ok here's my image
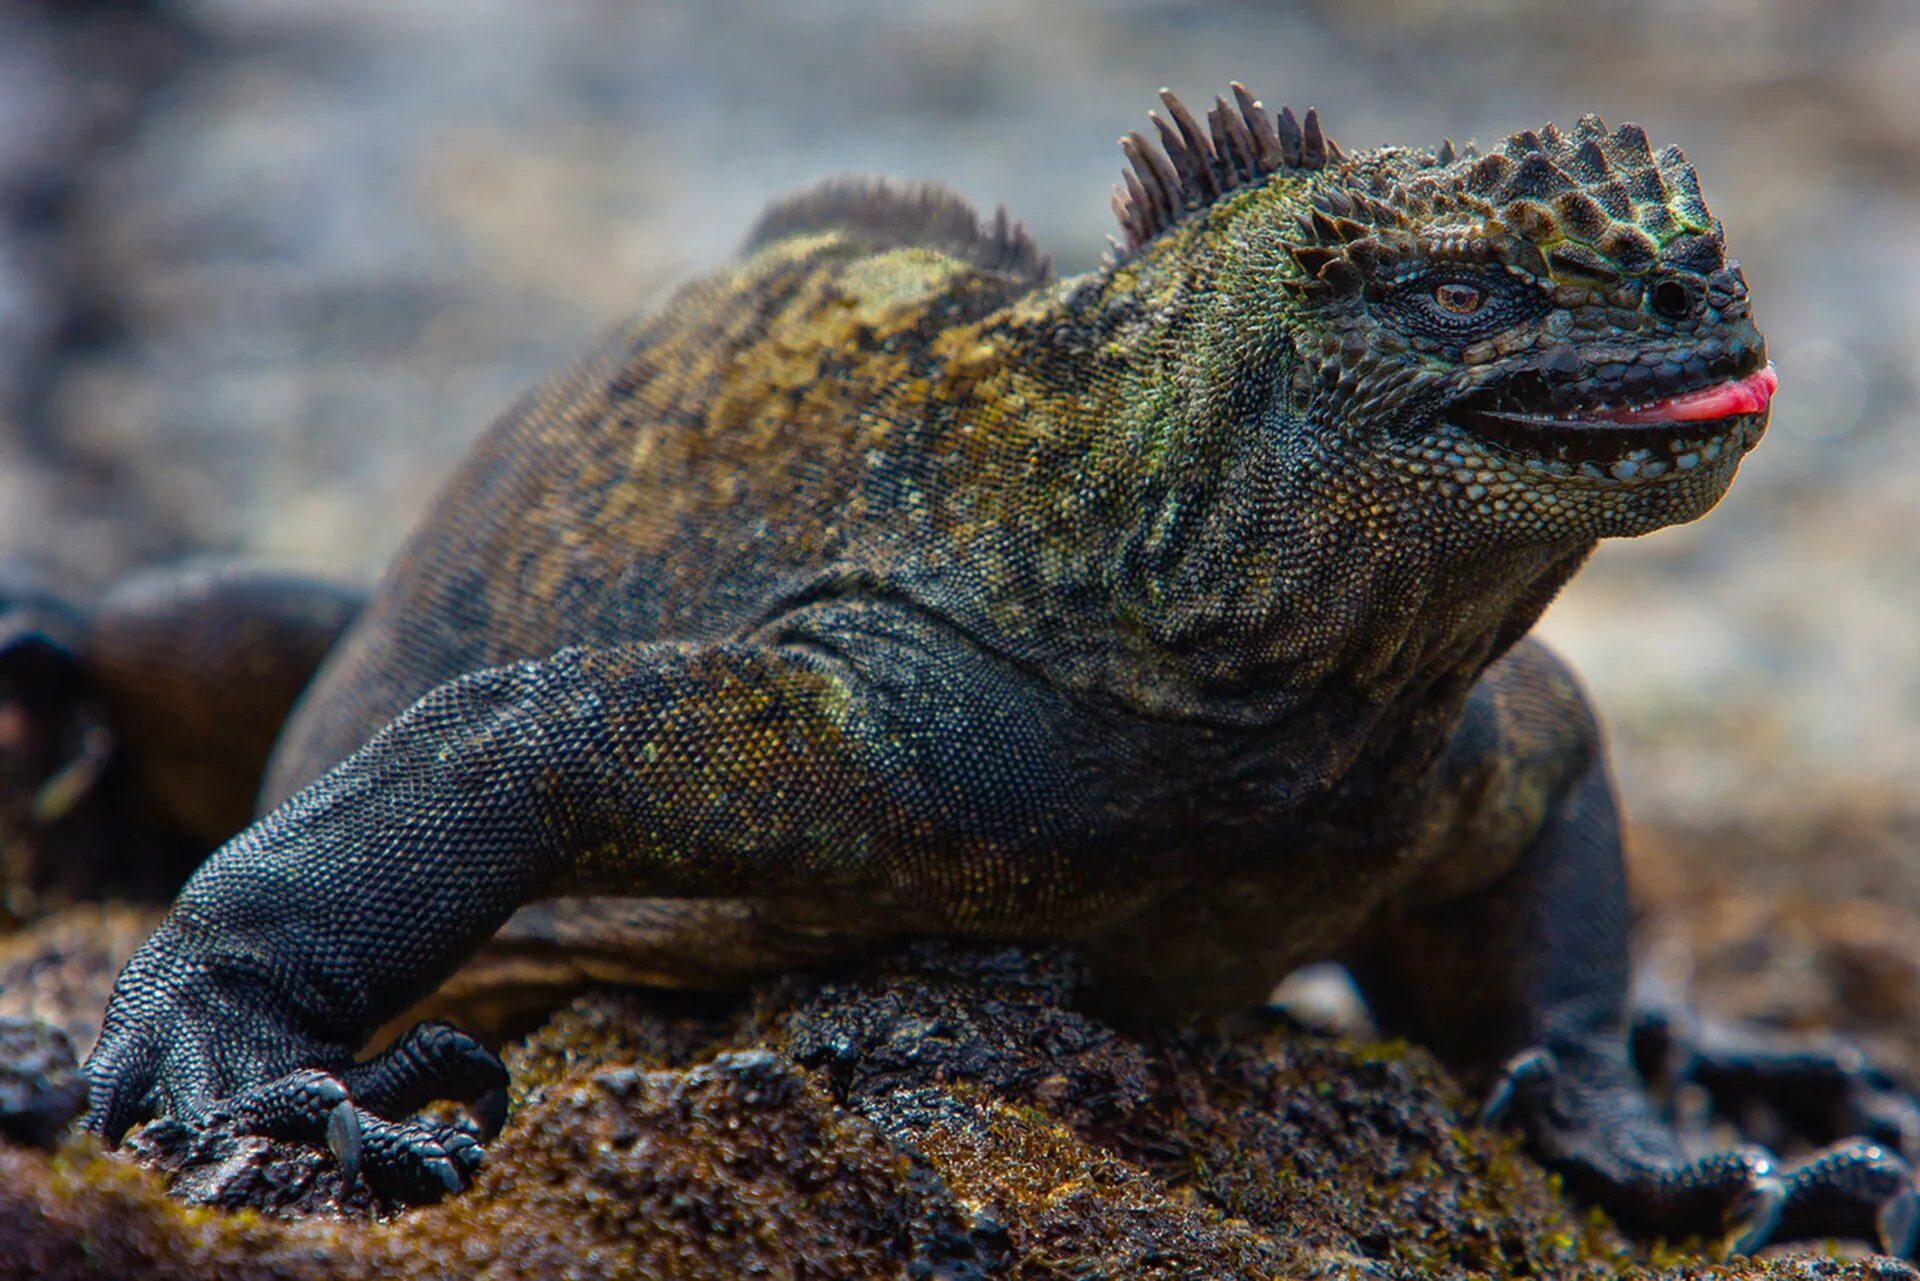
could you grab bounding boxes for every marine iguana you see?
[4,83,1913,1254]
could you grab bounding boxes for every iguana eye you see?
[1433,282,1484,315]
[1384,271,1545,347]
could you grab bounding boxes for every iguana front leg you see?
[1349,640,1919,1256]
[80,610,1074,1198]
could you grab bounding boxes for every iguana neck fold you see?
[950,199,1599,745]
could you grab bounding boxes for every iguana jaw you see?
[1447,361,1775,481]
[1575,363,1776,425]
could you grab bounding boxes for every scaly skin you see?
[5,85,1914,1252]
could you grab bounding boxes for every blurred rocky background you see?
[0,0,1916,1067]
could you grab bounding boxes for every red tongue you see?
[1595,362,1778,425]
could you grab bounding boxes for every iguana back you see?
[265,183,1053,806]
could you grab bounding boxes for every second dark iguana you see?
[9,84,1915,1254]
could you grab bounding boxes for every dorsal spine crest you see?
[1110,83,1343,258]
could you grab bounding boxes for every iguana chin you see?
[3,82,1912,1254]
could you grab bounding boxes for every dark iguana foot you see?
[85,945,508,1207]
[1634,1002,1920,1157]
[210,1044,495,1206]
[343,1018,512,1141]
[1628,1003,1920,1254]
[1485,1043,1920,1257]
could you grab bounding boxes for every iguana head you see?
[1111,86,1772,542]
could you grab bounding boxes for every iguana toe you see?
[172,1040,499,1203]
[150,1061,486,1204]
[1880,1183,1920,1260]
[325,1092,363,1183]
[343,1019,510,1134]
[1483,1043,1786,1249]
[1722,1169,1788,1257]
[356,1112,481,1202]
[79,1029,163,1145]
[1478,1045,1556,1128]
[1770,1141,1918,1257]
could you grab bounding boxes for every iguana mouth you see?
[1453,362,1777,477]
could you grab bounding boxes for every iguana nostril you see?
[1652,278,1694,320]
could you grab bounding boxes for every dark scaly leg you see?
[76,607,1085,1199]
[1349,640,1918,1256]
[0,561,368,1154]
[1631,961,1920,1156]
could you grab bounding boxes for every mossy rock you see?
[0,938,1911,1279]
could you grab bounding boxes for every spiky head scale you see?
[1111,84,1344,254]
[1109,85,1768,544]
[1277,117,1727,307]
[1113,86,1727,303]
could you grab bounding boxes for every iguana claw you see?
[325,1098,363,1185]
[1881,1187,1920,1259]
[1479,1046,1556,1128]
[470,1086,510,1142]
[1723,1173,1786,1257]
